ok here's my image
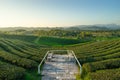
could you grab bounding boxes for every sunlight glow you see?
[0,0,120,27]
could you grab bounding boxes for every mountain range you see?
[63,24,120,30]
[0,24,120,31]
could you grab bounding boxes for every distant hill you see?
[95,24,120,30]
[64,26,109,31]
[63,24,120,31]
[0,24,120,31]
[0,27,51,31]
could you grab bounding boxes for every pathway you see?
[41,52,79,80]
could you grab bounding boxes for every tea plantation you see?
[0,34,120,80]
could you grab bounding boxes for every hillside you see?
[0,33,120,80]
[66,39,120,80]
[0,36,48,80]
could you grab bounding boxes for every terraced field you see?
[66,39,120,80]
[0,33,120,80]
[0,36,48,80]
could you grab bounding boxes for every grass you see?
[25,70,41,80]
[76,74,81,80]
[34,36,81,46]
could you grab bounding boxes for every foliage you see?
[65,39,120,80]
[89,68,120,80]
[0,34,37,43]
[0,61,25,80]
[83,58,120,72]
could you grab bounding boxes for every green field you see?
[0,32,120,80]
[35,36,81,46]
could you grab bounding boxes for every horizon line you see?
[0,23,119,28]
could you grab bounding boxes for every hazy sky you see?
[0,0,120,27]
